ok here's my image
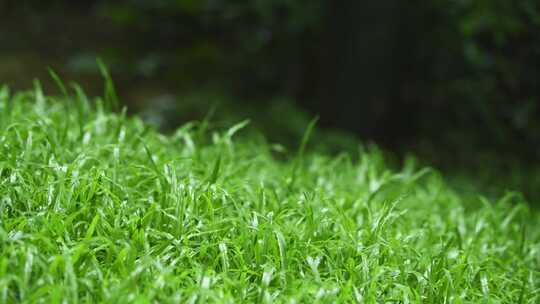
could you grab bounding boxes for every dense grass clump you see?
[0,83,539,303]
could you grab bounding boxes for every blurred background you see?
[1,0,539,202]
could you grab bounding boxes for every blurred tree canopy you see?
[63,0,538,158]
[405,0,540,156]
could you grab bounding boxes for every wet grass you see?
[0,83,539,303]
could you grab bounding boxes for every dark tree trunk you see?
[299,0,412,145]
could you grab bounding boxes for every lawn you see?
[0,81,539,303]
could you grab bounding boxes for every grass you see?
[0,82,539,303]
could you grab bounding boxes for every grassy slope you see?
[0,84,539,303]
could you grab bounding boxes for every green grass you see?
[0,82,539,303]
